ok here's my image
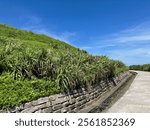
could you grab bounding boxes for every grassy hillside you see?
[0,24,128,109]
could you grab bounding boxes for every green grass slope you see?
[0,24,128,109]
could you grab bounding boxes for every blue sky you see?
[0,0,150,65]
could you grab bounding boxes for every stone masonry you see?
[4,71,132,113]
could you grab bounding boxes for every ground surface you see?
[106,71,150,113]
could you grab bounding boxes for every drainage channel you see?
[89,72,137,113]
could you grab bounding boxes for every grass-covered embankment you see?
[0,24,128,109]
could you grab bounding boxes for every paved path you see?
[106,71,150,113]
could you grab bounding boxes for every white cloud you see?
[113,35,150,43]
[80,21,150,65]
[109,22,150,44]
[87,21,150,49]
[81,21,150,49]
[109,48,150,58]
[107,47,150,65]
[80,44,115,50]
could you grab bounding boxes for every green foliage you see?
[0,73,61,109]
[0,24,128,109]
[112,60,128,75]
[129,64,150,71]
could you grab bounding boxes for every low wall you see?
[5,71,132,113]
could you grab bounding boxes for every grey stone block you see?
[69,104,75,110]
[24,102,32,109]
[61,108,69,113]
[49,95,56,101]
[69,99,76,104]
[94,94,99,98]
[74,108,79,112]
[90,93,94,96]
[90,95,94,100]
[81,95,86,100]
[79,104,85,109]
[57,93,66,98]
[53,104,63,111]
[21,106,39,113]
[38,103,47,109]
[32,100,38,106]
[53,109,61,113]
[63,102,70,107]
[75,102,81,107]
[35,109,42,113]
[73,93,79,98]
[37,97,49,105]
[42,107,52,113]
[51,98,69,105]
[76,96,82,101]
[68,110,75,113]
[21,103,47,113]
[80,99,87,105]
[45,101,51,107]
[86,98,90,102]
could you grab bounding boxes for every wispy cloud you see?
[80,44,115,50]
[81,21,150,65]
[109,22,150,43]
[82,21,150,50]
[114,35,150,43]
[107,47,150,65]
[20,16,77,45]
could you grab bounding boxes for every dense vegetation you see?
[129,64,150,71]
[0,24,128,109]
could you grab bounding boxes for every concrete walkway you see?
[106,71,150,113]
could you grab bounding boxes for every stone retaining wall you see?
[6,71,131,113]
